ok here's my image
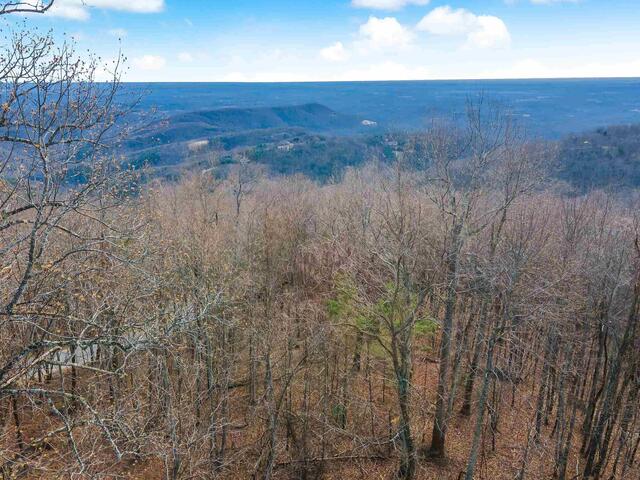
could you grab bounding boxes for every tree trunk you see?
[429,221,462,457]
[464,327,497,480]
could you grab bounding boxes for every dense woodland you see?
[128,118,640,191]
[557,125,640,191]
[1,10,640,480]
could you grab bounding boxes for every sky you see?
[6,0,640,82]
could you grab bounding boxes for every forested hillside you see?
[1,8,639,480]
[557,125,640,191]
[122,107,640,192]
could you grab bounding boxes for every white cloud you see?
[320,42,350,62]
[108,28,128,38]
[467,16,510,49]
[178,52,194,63]
[323,18,412,64]
[48,0,164,20]
[417,6,476,35]
[417,6,510,48]
[133,54,166,71]
[352,0,430,10]
[48,1,89,20]
[359,16,414,50]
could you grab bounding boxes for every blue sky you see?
[8,0,640,81]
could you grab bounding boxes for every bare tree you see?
[0,27,139,476]
[0,24,635,477]
[229,154,261,219]
[0,0,54,15]
[416,99,533,458]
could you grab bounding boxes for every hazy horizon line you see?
[118,76,640,85]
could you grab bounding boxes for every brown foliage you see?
[0,27,638,480]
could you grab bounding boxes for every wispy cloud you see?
[48,0,164,21]
[133,54,166,71]
[530,0,580,4]
[504,0,580,4]
[108,28,128,38]
[352,0,430,10]
[178,52,194,63]
[336,61,430,81]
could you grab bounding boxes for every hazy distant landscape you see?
[3,2,640,480]
[132,80,640,137]
[123,80,640,189]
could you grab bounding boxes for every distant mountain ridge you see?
[121,103,379,175]
[171,103,366,133]
[117,95,640,191]
[125,103,373,151]
[129,79,640,138]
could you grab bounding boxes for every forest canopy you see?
[0,5,639,480]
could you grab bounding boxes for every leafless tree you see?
[0,0,54,15]
[413,98,542,459]
[0,26,141,476]
[0,23,636,478]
